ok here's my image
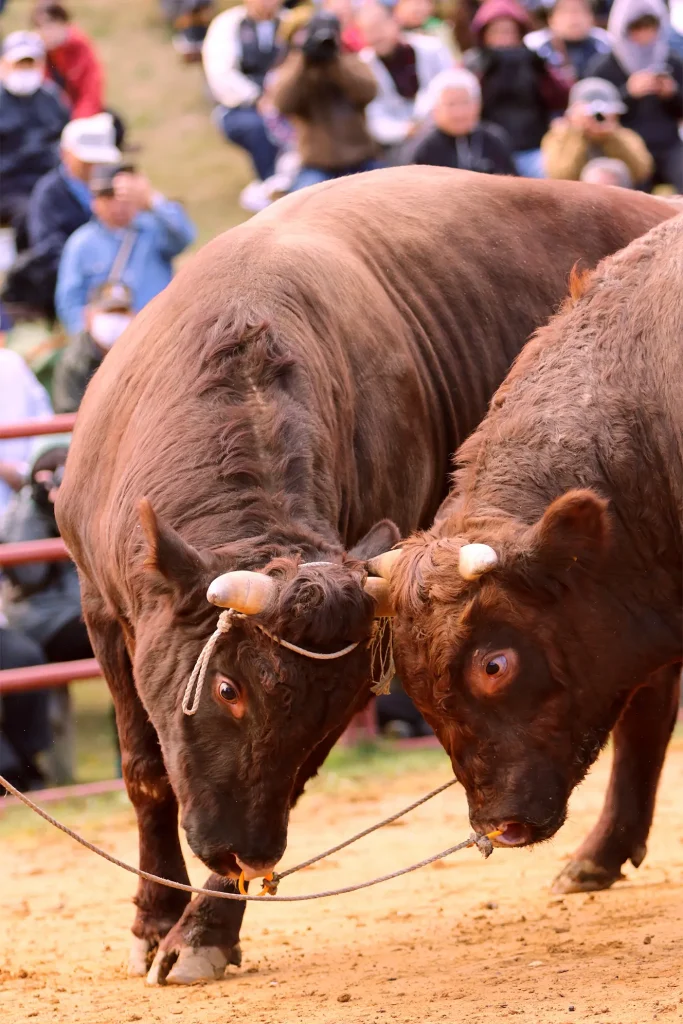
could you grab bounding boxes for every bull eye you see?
[219,681,239,703]
[485,655,507,676]
[213,674,246,719]
[467,648,519,696]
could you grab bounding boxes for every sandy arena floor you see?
[1,744,682,1024]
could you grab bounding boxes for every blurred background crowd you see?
[0,0,680,791]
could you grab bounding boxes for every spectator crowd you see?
[0,0,681,787]
[200,0,682,207]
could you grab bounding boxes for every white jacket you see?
[359,34,454,147]
[203,5,267,109]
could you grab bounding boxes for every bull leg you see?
[146,875,246,985]
[552,664,680,895]
[81,609,192,974]
[147,687,373,985]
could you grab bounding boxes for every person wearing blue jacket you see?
[56,164,196,336]
[0,31,69,250]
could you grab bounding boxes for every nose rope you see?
[369,616,395,696]
[183,610,395,715]
[0,770,503,903]
[182,610,236,715]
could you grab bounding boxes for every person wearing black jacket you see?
[0,626,51,792]
[0,31,68,250]
[464,0,570,177]
[412,66,517,173]
[585,0,683,191]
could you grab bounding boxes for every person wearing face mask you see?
[464,0,570,177]
[55,164,196,337]
[0,31,69,252]
[52,283,134,413]
[585,0,683,192]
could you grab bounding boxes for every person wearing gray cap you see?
[0,31,69,251]
[541,76,654,183]
[56,163,195,336]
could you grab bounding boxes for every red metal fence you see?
[0,414,99,695]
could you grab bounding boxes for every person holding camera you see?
[272,13,380,190]
[411,67,517,173]
[541,76,653,183]
[585,0,683,192]
[56,164,195,337]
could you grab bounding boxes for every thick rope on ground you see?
[0,773,497,902]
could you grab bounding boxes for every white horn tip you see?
[459,543,498,581]
[206,579,225,604]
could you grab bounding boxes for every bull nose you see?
[235,856,280,880]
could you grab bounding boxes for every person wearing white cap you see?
[0,31,69,250]
[3,113,121,322]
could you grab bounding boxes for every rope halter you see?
[182,600,395,715]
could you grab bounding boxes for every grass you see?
[2,0,250,249]
[72,680,119,782]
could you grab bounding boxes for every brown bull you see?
[56,167,675,985]
[377,211,683,896]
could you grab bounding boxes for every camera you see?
[585,102,610,123]
[301,14,341,63]
[31,457,67,511]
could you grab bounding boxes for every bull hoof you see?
[551,858,625,895]
[146,944,230,986]
[128,936,156,977]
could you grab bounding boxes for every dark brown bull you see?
[377,212,683,897]
[56,168,676,984]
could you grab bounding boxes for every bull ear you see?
[527,489,610,567]
[349,519,401,561]
[139,498,209,592]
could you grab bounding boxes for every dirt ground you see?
[1,744,682,1024]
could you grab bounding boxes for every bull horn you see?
[207,571,277,614]
[367,548,403,581]
[459,543,498,581]
[364,576,395,618]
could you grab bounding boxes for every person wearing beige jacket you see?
[541,76,654,184]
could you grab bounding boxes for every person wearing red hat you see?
[464,0,569,176]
